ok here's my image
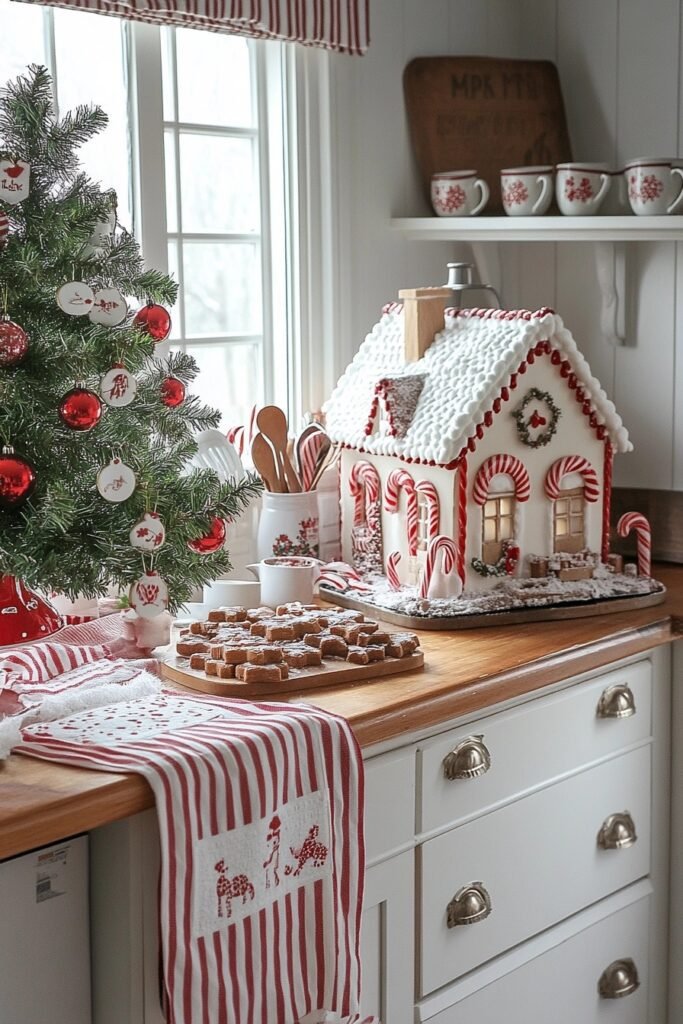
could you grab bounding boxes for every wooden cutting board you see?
[403,56,573,213]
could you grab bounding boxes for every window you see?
[553,487,585,553]
[417,491,430,552]
[482,494,515,563]
[0,3,290,430]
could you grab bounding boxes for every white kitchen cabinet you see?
[90,648,671,1024]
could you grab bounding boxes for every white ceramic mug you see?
[624,158,683,215]
[556,162,611,215]
[500,166,553,216]
[431,171,489,217]
[247,556,323,609]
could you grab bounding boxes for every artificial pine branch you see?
[0,66,262,610]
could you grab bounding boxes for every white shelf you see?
[391,215,683,242]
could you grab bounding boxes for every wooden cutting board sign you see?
[403,57,573,213]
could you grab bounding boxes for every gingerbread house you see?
[324,289,633,598]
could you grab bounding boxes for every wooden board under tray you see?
[161,645,424,698]
[319,586,667,631]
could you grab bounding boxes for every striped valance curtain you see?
[15,0,371,54]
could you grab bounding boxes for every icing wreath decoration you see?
[512,387,562,448]
[471,538,520,578]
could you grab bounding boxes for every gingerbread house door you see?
[552,486,586,553]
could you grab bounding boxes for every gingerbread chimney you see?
[398,286,451,362]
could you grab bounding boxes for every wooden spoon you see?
[251,432,281,492]
[257,406,302,493]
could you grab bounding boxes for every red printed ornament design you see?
[187,516,226,555]
[129,570,169,620]
[129,511,166,551]
[0,159,30,205]
[100,365,137,408]
[133,303,172,342]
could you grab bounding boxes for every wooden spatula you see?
[256,406,302,493]
[251,432,281,492]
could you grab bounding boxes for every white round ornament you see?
[130,570,169,620]
[96,457,136,503]
[57,281,95,317]
[90,288,128,327]
[100,365,137,407]
[0,159,30,205]
[129,512,166,552]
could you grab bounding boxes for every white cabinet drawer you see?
[421,888,650,1024]
[419,744,651,995]
[419,659,651,834]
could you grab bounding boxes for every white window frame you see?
[130,23,291,418]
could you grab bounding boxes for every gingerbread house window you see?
[417,492,430,551]
[482,494,515,563]
[553,487,585,553]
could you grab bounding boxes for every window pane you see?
[500,516,513,538]
[186,342,262,429]
[175,30,253,128]
[164,130,178,233]
[499,497,513,515]
[183,242,262,337]
[570,516,583,533]
[484,518,496,542]
[161,28,176,121]
[556,519,568,536]
[179,133,259,234]
[54,9,132,230]
[0,0,46,80]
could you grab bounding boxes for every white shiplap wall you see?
[330,0,683,491]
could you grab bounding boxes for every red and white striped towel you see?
[18,690,376,1024]
[1,613,158,689]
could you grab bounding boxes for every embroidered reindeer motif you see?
[284,824,328,877]
[263,815,282,889]
[214,859,254,918]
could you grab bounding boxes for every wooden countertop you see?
[2,564,683,861]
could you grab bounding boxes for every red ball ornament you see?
[0,314,29,368]
[133,302,172,343]
[0,446,36,508]
[160,376,186,408]
[188,517,227,555]
[58,386,103,431]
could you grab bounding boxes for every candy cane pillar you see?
[456,459,468,587]
[617,512,652,577]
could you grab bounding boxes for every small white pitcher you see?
[247,556,323,609]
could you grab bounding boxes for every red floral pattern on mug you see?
[564,175,594,202]
[435,183,466,213]
[629,172,664,203]
[502,179,529,206]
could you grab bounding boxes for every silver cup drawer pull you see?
[597,811,637,850]
[598,958,640,998]
[597,684,636,719]
[446,882,492,928]
[442,735,491,780]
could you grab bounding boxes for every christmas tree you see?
[0,65,261,620]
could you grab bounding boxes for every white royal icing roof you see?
[323,307,632,464]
